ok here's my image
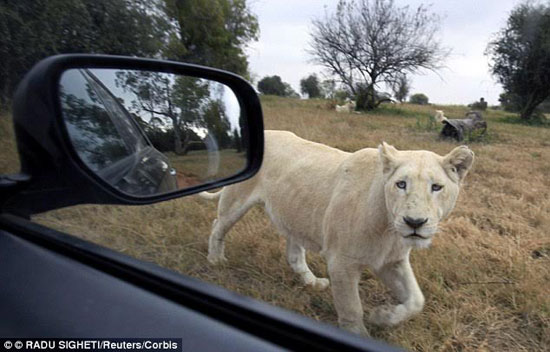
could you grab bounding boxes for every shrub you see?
[409,93,429,105]
[258,75,294,96]
[469,97,488,111]
[300,74,322,98]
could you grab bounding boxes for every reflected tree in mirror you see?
[115,71,209,155]
[60,77,133,171]
[60,69,177,196]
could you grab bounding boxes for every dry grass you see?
[0,111,20,174]
[2,99,549,351]
[166,149,247,184]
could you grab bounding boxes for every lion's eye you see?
[432,184,443,192]
[396,181,407,189]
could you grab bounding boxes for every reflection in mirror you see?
[59,68,247,197]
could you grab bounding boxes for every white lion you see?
[434,110,449,123]
[335,100,356,113]
[199,130,474,335]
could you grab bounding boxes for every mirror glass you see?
[58,68,247,197]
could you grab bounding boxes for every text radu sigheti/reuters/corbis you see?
[1,339,181,351]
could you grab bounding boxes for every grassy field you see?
[1,99,549,351]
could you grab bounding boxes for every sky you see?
[246,0,523,105]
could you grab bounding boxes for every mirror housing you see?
[4,55,263,216]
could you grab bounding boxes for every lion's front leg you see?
[328,260,368,336]
[369,258,425,326]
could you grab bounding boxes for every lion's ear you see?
[378,142,399,174]
[443,146,474,182]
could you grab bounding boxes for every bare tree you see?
[308,0,448,110]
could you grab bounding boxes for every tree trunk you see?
[356,84,377,111]
[520,92,547,121]
[171,117,186,155]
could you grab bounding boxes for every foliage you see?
[116,71,234,154]
[409,93,429,105]
[334,89,352,102]
[257,75,297,97]
[308,0,447,111]
[300,74,323,98]
[163,0,259,78]
[498,92,522,112]
[61,92,131,169]
[469,97,488,111]
[0,0,170,107]
[391,75,411,103]
[486,2,550,121]
[257,76,284,96]
[498,114,550,127]
[284,83,300,98]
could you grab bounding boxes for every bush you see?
[257,76,286,96]
[257,75,298,97]
[469,97,488,111]
[409,93,429,105]
[300,74,322,98]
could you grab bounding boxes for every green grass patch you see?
[498,114,550,128]
[362,104,426,119]
[413,114,440,132]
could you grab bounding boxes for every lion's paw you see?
[368,305,403,326]
[310,278,330,291]
[340,321,370,336]
[207,253,228,265]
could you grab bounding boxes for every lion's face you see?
[378,143,474,248]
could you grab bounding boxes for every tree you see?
[391,74,410,103]
[203,100,233,149]
[284,83,300,98]
[164,0,259,78]
[499,92,521,112]
[257,75,295,96]
[486,2,550,121]
[308,0,447,110]
[409,93,429,105]
[300,74,323,98]
[116,71,211,155]
[0,0,170,107]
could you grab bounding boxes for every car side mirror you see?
[59,68,251,197]
[4,55,263,215]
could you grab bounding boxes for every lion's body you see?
[201,130,473,335]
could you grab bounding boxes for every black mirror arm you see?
[0,173,32,216]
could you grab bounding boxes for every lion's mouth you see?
[406,233,428,240]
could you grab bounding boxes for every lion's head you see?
[378,142,474,248]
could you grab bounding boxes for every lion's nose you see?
[403,217,428,229]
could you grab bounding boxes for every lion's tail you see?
[198,190,223,201]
